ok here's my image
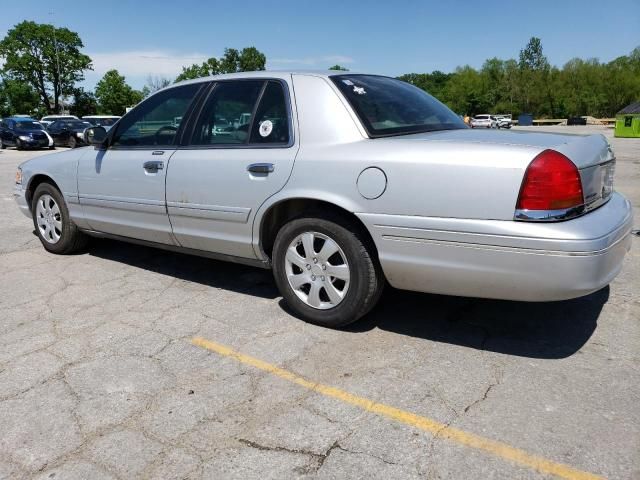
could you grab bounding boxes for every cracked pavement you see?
[0,125,638,479]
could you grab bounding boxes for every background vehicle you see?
[14,71,633,328]
[40,115,79,128]
[46,119,92,148]
[0,117,54,150]
[470,114,496,128]
[494,114,513,129]
[82,116,121,132]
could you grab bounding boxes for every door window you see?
[249,81,290,145]
[191,81,264,145]
[111,84,200,147]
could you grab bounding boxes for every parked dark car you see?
[0,117,54,150]
[46,120,92,148]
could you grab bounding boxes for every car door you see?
[166,78,298,258]
[47,121,66,146]
[77,83,202,244]
[3,120,17,146]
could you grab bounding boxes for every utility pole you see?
[49,11,63,114]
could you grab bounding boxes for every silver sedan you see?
[14,71,633,327]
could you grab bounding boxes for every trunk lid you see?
[386,128,616,215]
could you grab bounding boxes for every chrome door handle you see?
[143,160,164,171]
[152,150,164,155]
[247,163,274,174]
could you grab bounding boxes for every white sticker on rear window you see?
[353,86,366,95]
[342,79,354,86]
[259,120,273,137]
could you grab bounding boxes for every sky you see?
[1,0,639,90]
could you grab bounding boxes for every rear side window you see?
[112,83,200,147]
[249,81,290,145]
[191,81,264,145]
[331,74,465,137]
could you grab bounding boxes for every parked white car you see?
[470,114,496,128]
[494,115,513,129]
[40,115,79,128]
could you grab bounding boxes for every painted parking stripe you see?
[191,337,604,480]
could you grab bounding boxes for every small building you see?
[614,101,640,138]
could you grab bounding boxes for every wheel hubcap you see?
[284,231,350,310]
[36,194,62,244]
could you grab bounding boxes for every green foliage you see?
[400,37,640,118]
[328,64,349,71]
[175,47,266,82]
[0,21,92,114]
[95,70,143,115]
[69,88,97,117]
[0,78,43,117]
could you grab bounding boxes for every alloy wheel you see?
[35,194,62,244]
[284,231,350,309]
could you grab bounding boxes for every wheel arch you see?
[256,196,379,263]
[25,174,62,210]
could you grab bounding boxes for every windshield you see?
[61,121,89,129]
[331,75,465,137]
[43,116,76,121]
[15,121,43,130]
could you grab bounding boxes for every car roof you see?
[83,115,121,118]
[171,69,367,88]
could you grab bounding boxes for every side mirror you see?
[84,126,107,147]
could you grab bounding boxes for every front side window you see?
[112,84,200,147]
[331,74,466,137]
[191,81,263,145]
[249,81,290,145]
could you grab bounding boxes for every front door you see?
[166,78,298,258]
[77,83,202,244]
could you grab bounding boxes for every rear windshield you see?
[330,74,465,137]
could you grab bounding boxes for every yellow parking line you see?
[191,337,604,480]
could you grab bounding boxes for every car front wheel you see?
[68,136,77,148]
[32,183,88,254]
[272,215,384,328]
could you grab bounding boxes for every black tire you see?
[272,215,384,328]
[0,138,5,149]
[16,139,23,150]
[68,136,77,148]
[32,182,88,254]
[49,145,55,150]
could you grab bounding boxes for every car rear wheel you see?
[16,139,23,150]
[0,138,4,149]
[32,183,88,254]
[272,215,384,328]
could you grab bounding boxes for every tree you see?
[328,64,349,71]
[95,70,143,115]
[0,21,92,113]
[69,88,97,117]
[175,46,266,82]
[0,78,43,117]
[145,75,172,94]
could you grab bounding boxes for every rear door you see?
[77,83,202,244]
[166,78,298,258]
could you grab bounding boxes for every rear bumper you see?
[357,192,633,302]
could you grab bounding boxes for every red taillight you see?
[516,150,584,211]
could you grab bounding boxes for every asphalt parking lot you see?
[0,125,638,480]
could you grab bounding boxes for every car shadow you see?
[343,286,607,359]
[88,238,279,300]
[88,238,606,359]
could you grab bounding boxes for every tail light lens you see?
[516,150,584,215]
